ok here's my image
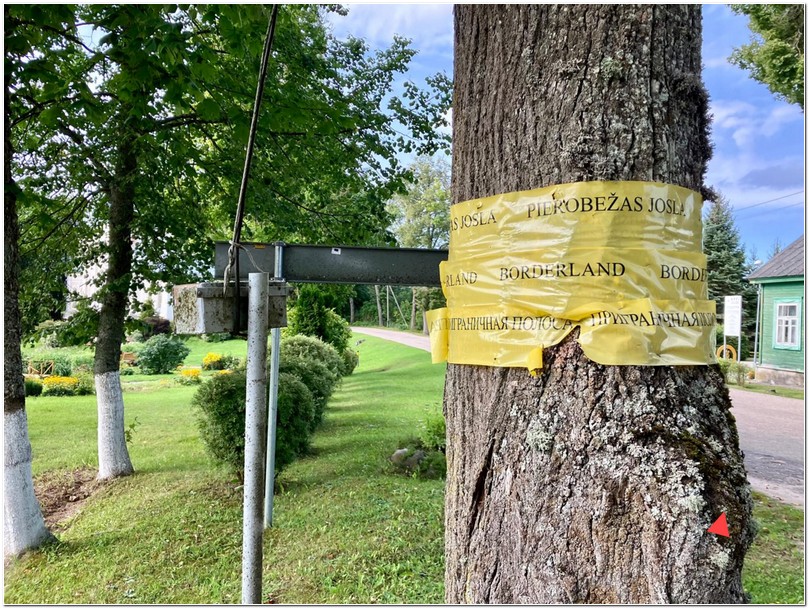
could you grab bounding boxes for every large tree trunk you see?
[94,132,136,480]
[4,78,56,555]
[445,6,754,603]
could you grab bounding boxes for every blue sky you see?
[327,3,805,263]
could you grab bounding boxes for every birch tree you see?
[4,6,60,552]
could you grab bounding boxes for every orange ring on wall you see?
[716,345,737,360]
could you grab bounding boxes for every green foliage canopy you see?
[702,193,758,332]
[386,155,451,249]
[6,4,452,337]
[730,4,804,108]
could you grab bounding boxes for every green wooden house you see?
[748,234,804,387]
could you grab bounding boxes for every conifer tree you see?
[703,193,758,337]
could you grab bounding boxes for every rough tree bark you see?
[445,5,754,603]
[4,77,56,556]
[94,129,136,480]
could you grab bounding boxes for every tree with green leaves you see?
[386,155,451,330]
[386,155,451,250]
[8,4,450,482]
[731,4,804,108]
[4,4,63,557]
[703,193,758,344]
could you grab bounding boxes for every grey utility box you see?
[173,281,288,335]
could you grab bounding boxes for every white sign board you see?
[724,295,742,338]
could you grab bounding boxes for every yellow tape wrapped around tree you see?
[427,180,717,371]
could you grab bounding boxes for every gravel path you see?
[351,326,804,506]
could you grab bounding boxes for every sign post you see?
[723,295,742,362]
[241,273,270,604]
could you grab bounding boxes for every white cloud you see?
[760,104,804,137]
[327,4,454,56]
[710,99,804,149]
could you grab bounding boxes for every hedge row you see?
[192,334,358,479]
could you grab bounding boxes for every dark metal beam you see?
[214,241,448,287]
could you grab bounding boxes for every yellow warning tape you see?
[428,181,717,372]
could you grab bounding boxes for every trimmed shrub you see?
[74,373,95,396]
[126,330,146,343]
[138,334,190,374]
[192,370,315,478]
[279,355,338,431]
[285,285,351,353]
[275,372,316,467]
[322,309,351,354]
[42,376,80,396]
[24,378,43,397]
[193,372,246,475]
[280,335,343,377]
[339,348,359,376]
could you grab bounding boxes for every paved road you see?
[729,388,804,506]
[351,327,805,506]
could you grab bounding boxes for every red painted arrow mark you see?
[707,513,730,537]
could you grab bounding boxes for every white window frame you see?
[773,298,802,351]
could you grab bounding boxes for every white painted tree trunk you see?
[96,371,134,480]
[4,409,55,556]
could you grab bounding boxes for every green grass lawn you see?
[729,382,804,401]
[6,336,804,603]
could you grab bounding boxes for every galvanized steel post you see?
[264,243,284,528]
[241,273,269,604]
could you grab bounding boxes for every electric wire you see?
[224,5,280,299]
[734,190,804,214]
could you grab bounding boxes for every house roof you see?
[748,234,804,280]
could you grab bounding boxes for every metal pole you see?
[264,243,284,528]
[389,285,408,328]
[753,285,761,366]
[241,273,270,605]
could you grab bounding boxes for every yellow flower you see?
[202,352,224,370]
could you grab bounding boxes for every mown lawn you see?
[5,336,804,603]
[6,336,445,604]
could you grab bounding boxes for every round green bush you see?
[275,372,316,468]
[322,309,351,354]
[24,378,43,397]
[192,371,315,479]
[192,372,246,474]
[339,348,359,376]
[137,334,190,374]
[280,334,343,377]
[278,355,338,431]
